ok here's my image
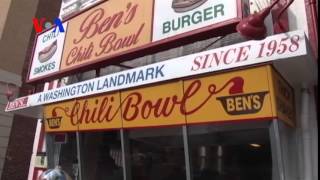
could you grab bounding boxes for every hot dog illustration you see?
[172,0,208,13]
[38,40,57,63]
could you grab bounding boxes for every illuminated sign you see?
[43,65,295,132]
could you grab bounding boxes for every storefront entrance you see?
[47,120,285,180]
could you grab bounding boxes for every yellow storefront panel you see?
[60,0,153,71]
[44,100,79,132]
[44,65,296,133]
[77,92,122,131]
[44,92,122,132]
[185,66,276,124]
[267,67,296,126]
[121,81,186,128]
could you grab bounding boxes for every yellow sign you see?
[185,66,274,124]
[60,0,153,70]
[44,65,295,132]
[121,81,186,128]
[44,92,122,132]
[269,68,296,126]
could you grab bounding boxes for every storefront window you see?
[46,133,78,179]
[81,131,123,180]
[126,127,187,180]
[47,123,278,180]
[188,123,272,180]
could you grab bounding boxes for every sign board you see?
[43,65,294,132]
[6,30,306,112]
[29,23,68,80]
[59,0,105,20]
[34,152,47,169]
[19,30,306,108]
[269,68,296,126]
[60,0,154,72]
[27,0,242,82]
[6,96,29,111]
[153,0,238,41]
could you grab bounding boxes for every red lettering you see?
[49,77,244,127]
[96,23,144,56]
[73,2,139,44]
[122,92,141,121]
[236,45,251,62]
[191,56,202,71]
[125,3,138,24]
[223,48,236,64]
[65,42,94,66]
[208,51,224,68]
[74,8,104,44]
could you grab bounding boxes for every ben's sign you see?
[43,65,295,132]
[217,91,269,115]
[27,0,242,82]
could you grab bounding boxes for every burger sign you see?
[29,22,68,80]
[153,0,238,41]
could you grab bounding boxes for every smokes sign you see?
[29,22,68,80]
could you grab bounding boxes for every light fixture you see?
[250,143,262,148]
[237,0,294,40]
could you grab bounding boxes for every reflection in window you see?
[47,133,77,179]
[127,127,187,180]
[188,124,272,180]
[81,131,123,180]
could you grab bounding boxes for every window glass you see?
[127,127,187,180]
[81,131,123,180]
[188,123,272,180]
[46,133,77,179]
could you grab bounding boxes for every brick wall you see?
[1,115,37,180]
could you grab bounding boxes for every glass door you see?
[187,121,272,180]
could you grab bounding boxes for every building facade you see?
[1,0,318,180]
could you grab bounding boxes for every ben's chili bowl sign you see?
[43,66,276,132]
[29,23,68,80]
[153,0,238,41]
[8,30,305,112]
[60,0,153,71]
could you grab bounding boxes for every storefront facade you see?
[42,65,297,180]
[4,0,318,180]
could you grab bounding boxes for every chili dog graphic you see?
[38,40,57,63]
